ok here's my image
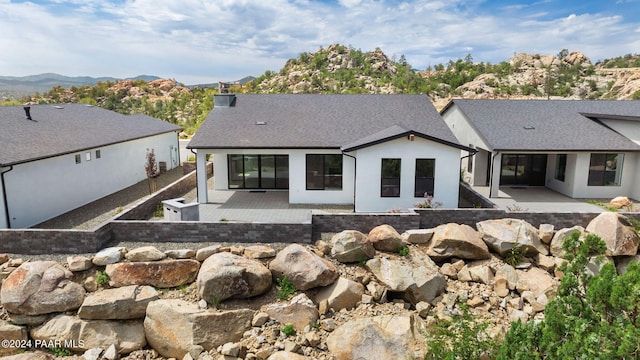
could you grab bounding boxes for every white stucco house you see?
[0,104,182,228]
[441,99,640,200]
[187,94,474,212]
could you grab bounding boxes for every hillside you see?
[6,45,640,133]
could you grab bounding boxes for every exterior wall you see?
[207,149,355,205]
[598,119,640,200]
[3,132,179,228]
[570,152,637,199]
[349,137,461,212]
[545,153,578,197]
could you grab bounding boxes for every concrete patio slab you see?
[472,186,606,212]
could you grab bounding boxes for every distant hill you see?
[0,73,160,99]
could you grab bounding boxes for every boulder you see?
[477,218,548,256]
[267,351,308,360]
[330,230,375,263]
[368,224,405,252]
[0,353,55,360]
[428,223,491,260]
[1,261,85,315]
[327,315,422,360]
[30,314,146,354]
[67,256,93,272]
[550,226,585,258]
[0,320,28,356]
[263,293,319,331]
[609,196,632,209]
[586,212,640,256]
[105,259,199,288]
[92,247,126,266]
[195,245,223,261]
[314,276,365,311]
[516,267,558,298]
[401,228,435,244]
[538,224,555,244]
[196,252,272,304]
[144,299,253,359]
[616,255,640,275]
[124,246,166,262]
[164,249,196,259]
[366,257,446,305]
[244,245,276,259]
[269,244,338,290]
[78,285,158,320]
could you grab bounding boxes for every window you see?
[415,159,435,197]
[96,150,101,159]
[75,154,81,164]
[381,158,401,197]
[588,153,623,186]
[555,154,567,182]
[306,154,343,190]
[85,152,91,161]
[227,154,289,189]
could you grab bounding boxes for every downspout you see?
[1,165,14,228]
[342,152,357,212]
[489,151,500,198]
[459,150,477,182]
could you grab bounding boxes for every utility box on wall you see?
[161,198,199,221]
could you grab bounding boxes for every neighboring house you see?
[187,94,474,212]
[0,104,182,228]
[441,99,640,200]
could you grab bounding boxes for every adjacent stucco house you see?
[187,94,474,212]
[441,99,640,200]
[0,104,182,228]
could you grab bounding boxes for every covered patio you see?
[472,186,606,212]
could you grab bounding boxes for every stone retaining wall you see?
[0,223,112,254]
[311,211,420,239]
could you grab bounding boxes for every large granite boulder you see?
[477,218,548,256]
[30,314,146,354]
[124,246,166,262]
[269,244,338,290]
[368,224,406,252]
[550,226,585,258]
[1,261,85,315]
[330,230,375,263]
[314,276,365,312]
[0,320,28,356]
[78,285,158,320]
[262,293,319,331]
[586,212,639,256]
[196,252,272,304]
[428,223,491,260]
[105,259,199,288]
[144,299,253,359]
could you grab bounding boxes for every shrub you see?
[281,324,296,337]
[276,277,296,300]
[415,193,442,208]
[96,271,110,286]
[397,246,410,257]
[497,233,640,359]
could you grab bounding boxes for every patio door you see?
[228,154,289,189]
[500,154,547,186]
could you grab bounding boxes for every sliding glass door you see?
[228,154,289,189]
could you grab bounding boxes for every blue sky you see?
[0,0,638,85]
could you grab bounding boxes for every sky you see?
[0,0,639,85]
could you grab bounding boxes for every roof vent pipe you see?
[23,106,32,120]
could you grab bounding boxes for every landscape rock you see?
[368,224,405,252]
[244,245,276,259]
[66,256,93,272]
[195,245,223,261]
[0,261,85,315]
[585,212,640,256]
[516,267,558,298]
[550,226,585,258]
[263,293,319,331]
[538,224,555,244]
[30,314,146,354]
[326,314,422,360]
[144,299,253,359]
[106,259,200,288]
[616,255,640,274]
[266,352,308,360]
[269,244,338,290]
[92,247,126,266]
[164,249,196,259]
[124,246,166,262]
[329,230,375,263]
[314,276,365,311]
[609,196,632,209]
[0,352,55,360]
[0,320,28,356]
[366,257,446,305]
[477,218,548,256]
[78,285,158,320]
[196,252,272,304]
[428,223,491,260]
[401,228,435,244]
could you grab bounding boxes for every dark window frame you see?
[381,158,401,197]
[414,158,435,197]
[75,154,81,164]
[227,154,289,189]
[555,154,567,182]
[588,153,623,186]
[306,154,343,190]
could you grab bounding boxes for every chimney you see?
[214,94,236,108]
[23,106,32,120]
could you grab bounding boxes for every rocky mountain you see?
[0,73,160,99]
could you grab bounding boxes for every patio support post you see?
[489,152,501,198]
[196,151,209,204]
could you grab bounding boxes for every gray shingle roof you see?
[188,94,468,151]
[0,104,182,166]
[445,99,640,152]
